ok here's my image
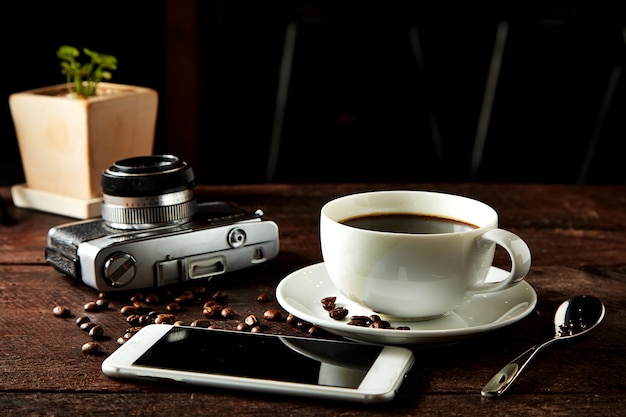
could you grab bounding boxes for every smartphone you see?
[102,325,414,403]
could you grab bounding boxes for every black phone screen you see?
[132,327,384,388]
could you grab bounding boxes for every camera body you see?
[46,202,279,292]
[45,155,279,292]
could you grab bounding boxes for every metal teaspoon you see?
[481,295,606,398]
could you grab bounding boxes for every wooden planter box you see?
[9,82,158,218]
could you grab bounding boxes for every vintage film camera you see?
[45,155,279,292]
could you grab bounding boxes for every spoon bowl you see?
[481,295,605,398]
[554,295,605,338]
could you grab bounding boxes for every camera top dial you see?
[101,155,197,229]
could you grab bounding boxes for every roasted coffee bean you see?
[166,302,180,312]
[129,293,144,303]
[95,298,110,309]
[138,315,154,326]
[117,336,129,345]
[236,322,249,331]
[132,301,149,312]
[295,320,311,332]
[307,325,319,335]
[203,300,218,308]
[286,313,298,325]
[212,290,228,302]
[263,309,284,321]
[175,291,195,303]
[80,321,96,331]
[348,315,372,326]
[125,326,143,335]
[220,307,235,318]
[81,341,103,355]
[366,314,391,329]
[190,319,211,328]
[89,325,104,339]
[52,305,71,318]
[329,307,349,320]
[202,305,223,318]
[250,325,262,333]
[286,314,314,333]
[347,316,373,326]
[98,292,107,299]
[84,301,99,312]
[173,320,185,326]
[75,316,91,326]
[321,296,337,311]
[154,314,176,324]
[369,314,382,322]
[256,293,269,302]
[370,320,391,329]
[126,314,141,326]
[144,293,159,304]
[244,314,259,327]
[120,305,139,316]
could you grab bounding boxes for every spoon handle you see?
[481,337,558,397]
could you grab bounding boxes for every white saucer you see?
[276,263,537,345]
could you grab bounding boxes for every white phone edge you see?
[101,325,415,404]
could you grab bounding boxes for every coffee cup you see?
[320,190,531,320]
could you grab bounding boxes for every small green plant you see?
[57,45,118,98]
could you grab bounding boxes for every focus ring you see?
[102,199,196,229]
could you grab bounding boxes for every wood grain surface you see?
[1,183,625,416]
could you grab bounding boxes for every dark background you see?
[2,1,625,186]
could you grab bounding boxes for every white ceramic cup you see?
[320,190,531,320]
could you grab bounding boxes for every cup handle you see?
[467,229,532,294]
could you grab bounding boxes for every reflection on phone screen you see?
[133,327,384,388]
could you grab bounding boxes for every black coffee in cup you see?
[340,213,478,234]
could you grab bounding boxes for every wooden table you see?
[1,183,625,416]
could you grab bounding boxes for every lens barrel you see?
[101,155,197,229]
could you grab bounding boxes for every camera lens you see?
[101,154,197,229]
